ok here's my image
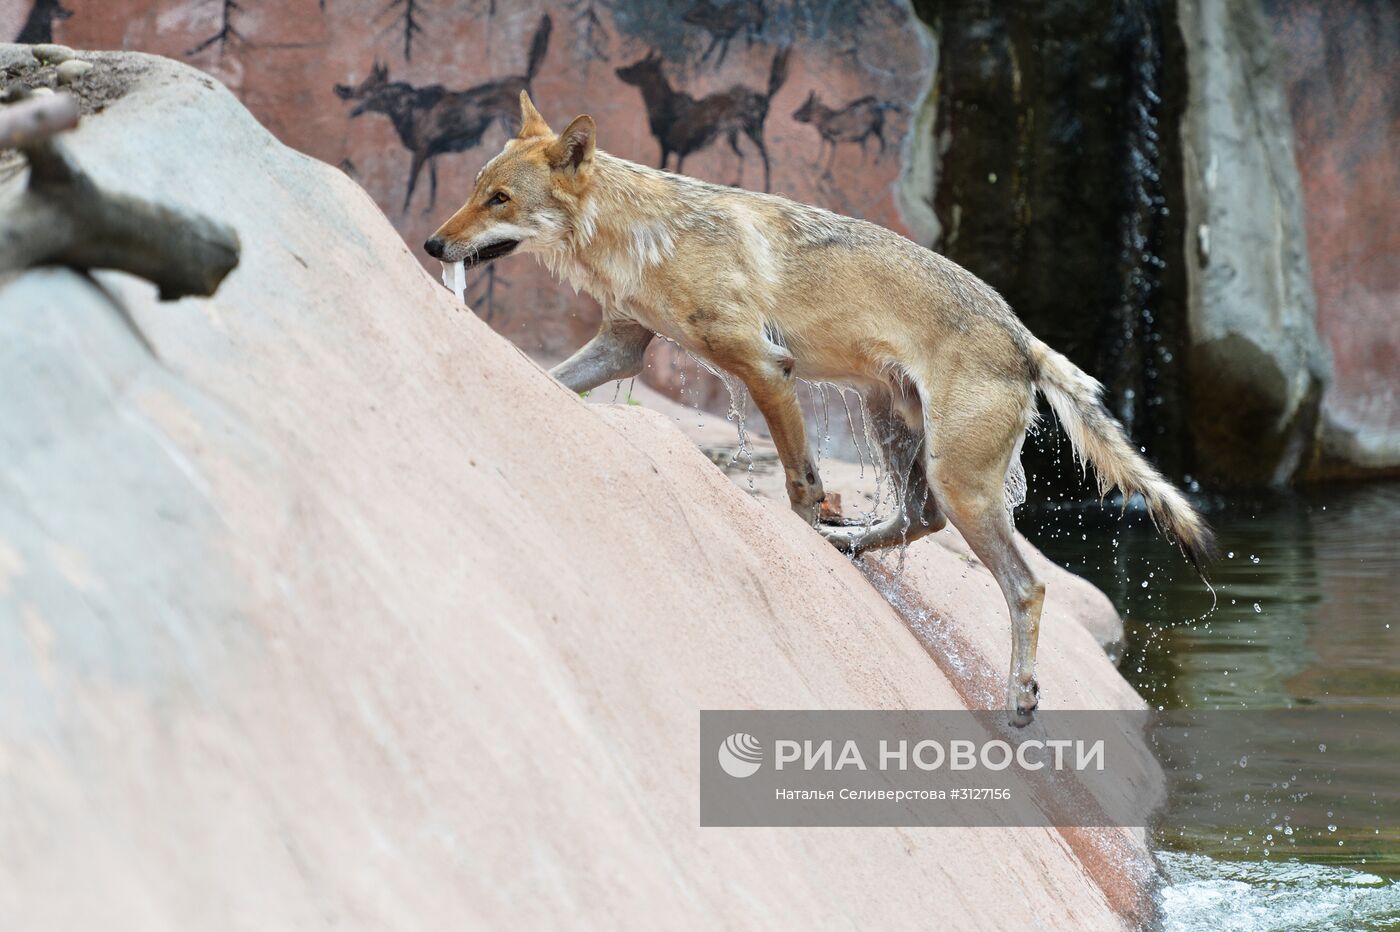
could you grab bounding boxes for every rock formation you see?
[0,48,1159,929]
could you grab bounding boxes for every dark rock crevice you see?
[909,0,1194,500]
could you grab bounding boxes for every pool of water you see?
[1022,481,1400,926]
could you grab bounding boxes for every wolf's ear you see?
[548,115,596,175]
[518,90,551,138]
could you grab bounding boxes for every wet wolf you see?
[424,93,1213,725]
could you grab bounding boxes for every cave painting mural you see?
[335,15,553,213]
[682,0,767,67]
[39,0,931,370]
[792,90,902,177]
[614,46,789,190]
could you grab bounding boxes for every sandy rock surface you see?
[0,47,1154,930]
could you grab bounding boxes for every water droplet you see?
[1253,603,1262,614]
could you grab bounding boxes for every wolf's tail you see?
[524,14,552,83]
[766,47,792,103]
[1031,338,1214,571]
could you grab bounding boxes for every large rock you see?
[1178,0,1332,485]
[0,49,1156,929]
[1266,0,1400,479]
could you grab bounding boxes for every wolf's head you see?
[425,91,595,267]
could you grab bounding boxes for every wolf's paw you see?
[786,471,824,526]
[1008,678,1040,728]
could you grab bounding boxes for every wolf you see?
[424,93,1213,725]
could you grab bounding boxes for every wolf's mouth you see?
[465,239,520,268]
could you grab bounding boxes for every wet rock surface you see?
[908,0,1352,489]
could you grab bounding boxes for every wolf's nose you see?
[424,237,446,259]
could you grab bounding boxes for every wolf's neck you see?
[547,153,683,305]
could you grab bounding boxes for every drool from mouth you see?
[466,239,520,268]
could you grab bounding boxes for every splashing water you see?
[1157,851,1400,932]
[689,355,756,490]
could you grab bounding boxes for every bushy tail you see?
[524,14,552,83]
[1032,340,1215,571]
[766,47,792,102]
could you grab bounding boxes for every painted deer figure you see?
[615,47,790,191]
[334,14,552,213]
[792,91,902,176]
[682,0,766,67]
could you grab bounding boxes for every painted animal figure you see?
[682,0,766,67]
[333,14,551,213]
[16,0,72,44]
[792,90,901,175]
[615,47,789,192]
[424,93,1214,725]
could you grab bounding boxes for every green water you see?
[1023,481,1400,928]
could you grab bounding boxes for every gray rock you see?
[31,42,74,64]
[0,46,36,69]
[1178,0,1331,484]
[55,59,93,85]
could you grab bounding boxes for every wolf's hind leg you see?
[549,318,654,394]
[924,392,1044,726]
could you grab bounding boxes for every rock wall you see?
[0,48,1158,930]
[8,0,1390,486]
[1178,0,1331,485]
[21,0,931,421]
[909,0,1395,486]
[1267,0,1400,478]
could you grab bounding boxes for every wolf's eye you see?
[486,191,510,207]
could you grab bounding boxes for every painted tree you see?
[187,0,244,56]
[377,0,426,62]
[565,0,613,64]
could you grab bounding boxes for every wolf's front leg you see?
[723,345,823,524]
[549,318,655,394]
[753,379,824,524]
